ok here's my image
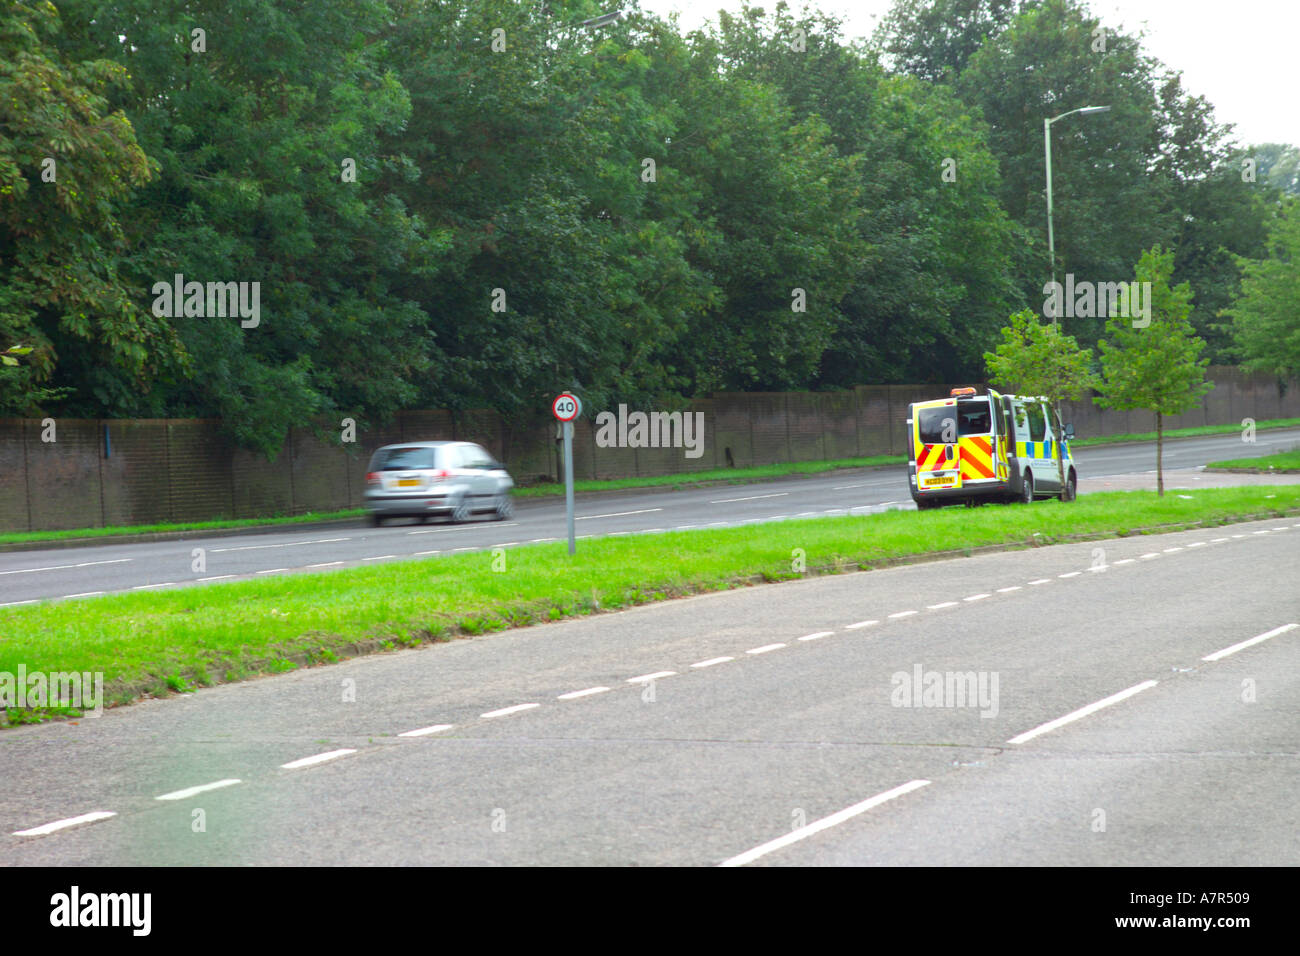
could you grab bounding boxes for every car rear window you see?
[917,400,992,443]
[371,447,439,471]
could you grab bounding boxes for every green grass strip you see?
[3,485,1297,723]
[1206,450,1300,472]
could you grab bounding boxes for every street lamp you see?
[1044,105,1110,317]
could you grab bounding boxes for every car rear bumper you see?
[364,491,456,514]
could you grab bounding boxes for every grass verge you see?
[1206,450,1300,473]
[3,485,1297,725]
[1071,417,1300,447]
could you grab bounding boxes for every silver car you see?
[364,441,514,526]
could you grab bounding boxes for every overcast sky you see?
[638,0,1298,149]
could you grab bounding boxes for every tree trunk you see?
[1054,404,1066,493]
[1156,412,1164,497]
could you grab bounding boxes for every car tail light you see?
[366,472,380,486]
[430,469,450,482]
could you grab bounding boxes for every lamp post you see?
[1044,105,1110,320]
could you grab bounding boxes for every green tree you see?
[984,308,1095,492]
[1095,247,1211,495]
[1223,199,1300,380]
[0,0,181,415]
[876,0,1022,84]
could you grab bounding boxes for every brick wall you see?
[1,366,1294,532]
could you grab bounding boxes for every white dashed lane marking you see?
[626,671,675,684]
[480,703,541,719]
[691,657,734,668]
[398,724,454,737]
[557,687,610,700]
[281,749,357,770]
[155,779,241,801]
[746,643,787,655]
[12,811,117,837]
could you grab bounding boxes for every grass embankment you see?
[3,486,1297,724]
[1206,450,1300,473]
[3,416,1297,547]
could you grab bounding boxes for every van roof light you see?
[950,387,977,397]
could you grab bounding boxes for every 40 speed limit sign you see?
[552,392,582,421]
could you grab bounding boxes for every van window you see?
[956,400,992,435]
[1026,402,1047,442]
[917,407,957,444]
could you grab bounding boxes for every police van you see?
[907,387,1077,508]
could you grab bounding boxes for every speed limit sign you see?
[552,393,581,421]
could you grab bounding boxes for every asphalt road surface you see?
[2,428,1297,605]
[1,515,1295,864]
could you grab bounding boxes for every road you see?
[2,428,1297,605]
[1,514,1295,864]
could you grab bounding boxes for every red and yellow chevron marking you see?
[916,442,950,473]
[958,436,995,480]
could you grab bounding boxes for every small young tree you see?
[984,309,1096,494]
[1095,247,1211,496]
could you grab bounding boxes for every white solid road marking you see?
[996,586,1022,593]
[255,568,289,575]
[963,593,992,601]
[1202,623,1298,662]
[747,643,787,654]
[480,703,541,719]
[845,620,879,629]
[709,493,789,504]
[132,582,176,589]
[0,558,131,577]
[557,687,611,700]
[412,551,441,557]
[691,657,734,668]
[888,610,918,618]
[196,575,235,582]
[0,599,38,608]
[626,671,676,683]
[927,602,958,610]
[576,509,663,520]
[408,523,519,535]
[363,555,397,561]
[1007,680,1159,745]
[398,724,454,737]
[63,591,106,598]
[281,749,357,769]
[155,779,241,801]
[12,811,117,837]
[797,631,834,642]
[212,538,348,553]
[1028,578,1051,585]
[306,562,344,568]
[718,780,932,867]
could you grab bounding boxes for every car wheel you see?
[493,494,514,520]
[369,513,383,527]
[1060,470,1077,502]
[1020,472,1034,504]
[450,497,471,523]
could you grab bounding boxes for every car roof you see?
[373,441,471,451]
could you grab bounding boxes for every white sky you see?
[639,0,1299,148]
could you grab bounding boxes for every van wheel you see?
[1020,472,1034,504]
[914,497,939,510]
[1060,470,1077,502]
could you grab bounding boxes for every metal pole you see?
[1044,116,1056,313]
[564,420,575,555]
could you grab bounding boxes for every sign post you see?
[552,393,581,554]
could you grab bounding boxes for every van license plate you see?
[924,476,955,486]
